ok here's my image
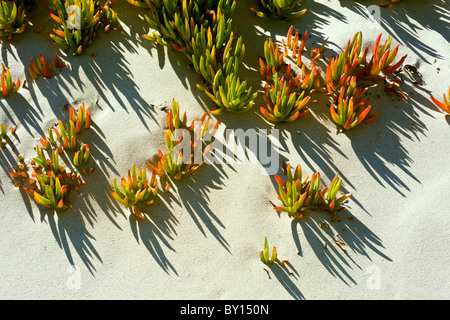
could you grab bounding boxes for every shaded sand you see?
[0,0,449,299]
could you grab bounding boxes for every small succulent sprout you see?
[166,99,193,132]
[321,174,352,214]
[110,165,159,218]
[69,103,91,133]
[260,237,277,265]
[251,0,307,20]
[73,144,90,167]
[330,93,372,131]
[1,63,21,98]
[33,145,51,171]
[54,119,78,151]
[263,38,285,71]
[260,73,310,123]
[40,136,51,150]
[259,57,277,83]
[365,34,408,78]
[201,70,257,114]
[32,172,68,210]
[431,86,450,114]
[28,54,56,80]
[282,27,309,66]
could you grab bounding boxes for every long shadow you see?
[129,195,180,275]
[291,209,391,286]
[173,160,232,252]
[337,0,448,63]
[264,262,305,300]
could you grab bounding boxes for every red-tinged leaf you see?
[383,54,408,74]
[431,96,449,113]
[274,174,286,188]
[362,112,378,124]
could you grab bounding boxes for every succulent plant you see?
[430,87,450,114]
[251,0,307,20]
[329,93,372,131]
[199,70,257,114]
[69,103,91,133]
[110,164,159,218]
[260,237,277,264]
[73,144,90,166]
[363,34,408,80]
[28,53,66,80]
[260,72,310,123]
[53,119,78,151]
[30,171,68,210]
[49,0,120,55]
[273,162,351,219]
[0,0,37,40]
[1,63,20,98]
[147,100,218,179]
[263,38,285,71]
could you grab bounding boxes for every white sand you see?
[0,0,449,299]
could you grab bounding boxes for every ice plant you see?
[49,0,120,55]
[430,87,450,114]
[260,237,277,265]
[251,0,307,20]
[320,174,352,214]
[31,172,68,210]
[0,123,6,148]
[260,73,310,123]
[329,94,372,131]
[273,162,351,219]
[263,38,285,71]
[1,63,20,98]
[201,70,258,114]
[134,0,256,114]
[147,100,218,179]
[53,119,78,151]
[73,144,90,166]
[69,103,91,133]
[364,34,408,79]
[28,53,66,80]
[110,165,159,219]
[0,0,37,40]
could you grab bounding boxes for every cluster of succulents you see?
[431,86,450,114]
[128,0,257,114]
[324,31,407,131]
[273,162,352,220]
[0,0,37,41]
[28,53,67,80]
[146,99,218,180]
[1,63,21,98]
[48,0,120,55]
[10,103,93,210]
[259,26,408,130]
[110,164,159,219]
[258,27,322,123]
[250,0,307,20]
[111,100,218,219]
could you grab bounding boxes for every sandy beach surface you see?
[0,0,449,300]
